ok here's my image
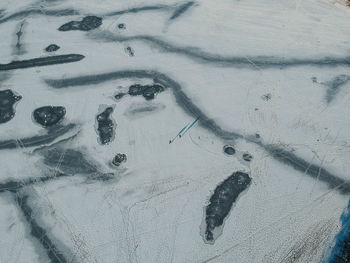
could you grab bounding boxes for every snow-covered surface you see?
[1,0,350,262]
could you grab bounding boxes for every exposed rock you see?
[45,44,60,52]
[0,89,22,123]
[33,106,66,127]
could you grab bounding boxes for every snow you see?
[0,0,350,262]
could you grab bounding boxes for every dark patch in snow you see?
[223,145,235,155]
[261,93,272,101]
[33,106,66,127]
[242,153,253,162]
[125,46,134,56]
[45,44,60,52]
[114,93,126,100]
[169,1,195,20]
[0,89,22,123]
[96,106,115,145]
[128,84,164,100]
[204,171,251,243]
[112,153,127,166]
[118,23,126,29]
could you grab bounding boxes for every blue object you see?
[325,199,350,263]
[170,123,189,143]
[181,116,200,137]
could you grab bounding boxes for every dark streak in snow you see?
[323,75,350,103]
[0,173,69,193]
[0,4,173,24]
[90,33,350,69]
[14,21,25,55]
[124,102,165,119]
[0,9,80,24]
[15,194,68,263]
[0,123,76,150]
[104,4,171,16]
[169,1,195,20]
[263,144,350,194]
[0,54,84,71]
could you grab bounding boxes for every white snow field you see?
[1,0,350,262]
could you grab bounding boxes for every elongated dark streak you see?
[263,144,350,194]
[169,1,195,20]
[15,193,68,263]
[45,70,350,194]
[0,54,84,71]
[0,4,173,24]
[105,4,171,16]
[0,173,69,193]
[15,22,24,50]
[324,75,350,103]
[0,124,76,150]
[91,33,350,69]
[0,9,80,24]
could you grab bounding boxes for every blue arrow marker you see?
[169,123,189,144]
[180,116,200,137]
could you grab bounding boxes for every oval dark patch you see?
[33,106,66,127]
[118,23,126,29]
[242,153,253,162]
[112,153,127,166]
[223,145,235,155]
[45,44,60,52]
[128,84,165,100]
